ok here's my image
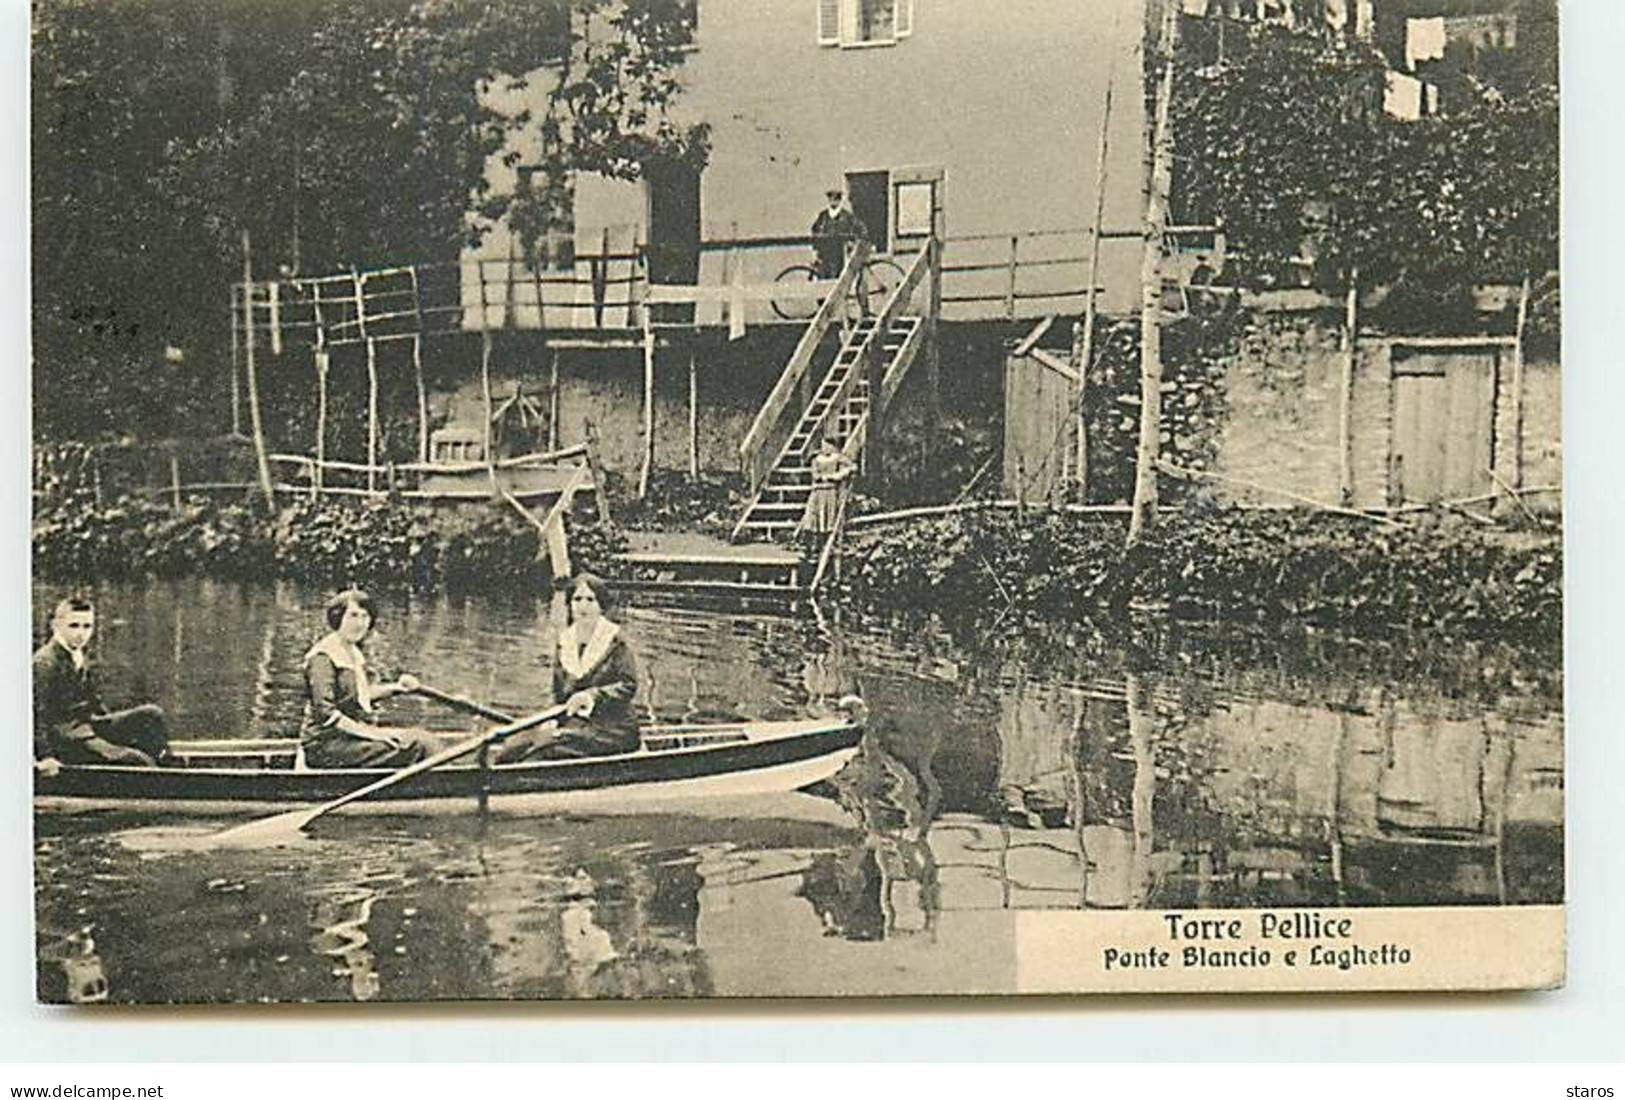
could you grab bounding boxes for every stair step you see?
[751,503,807,514]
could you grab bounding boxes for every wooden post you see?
[169,455,182,508]
[365,336,379,494]
[313,349,329,499]
[639,310,656,499]
[411,334,428,465]
[1006,235,1019,321]
[228,292,242,437]
[1126,671,1155,908]
[310,278,328,497]
[1128,0,1178,546]
[481,329,496,492]
[548,348,561,451]
[1072,321,1090,494]
[1339,269,1359,506]
[350,269,377,493]
[1510,273,1531,491]
[1079,17,1119,493]
[687,339,699,480]
[410,265,429,464]
[241,230,277,511]
[926,226,944,434]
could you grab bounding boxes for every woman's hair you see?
[324,588,377,630]
[567,573,617,619]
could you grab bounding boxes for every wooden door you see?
[1389,348,1498,504]
[1003,348,1073,504]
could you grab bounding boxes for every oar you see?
[206,703,566,849]
[410,683,516,724]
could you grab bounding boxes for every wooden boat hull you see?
[35,717,862,818]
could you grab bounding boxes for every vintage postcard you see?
[31,0,1561,1003]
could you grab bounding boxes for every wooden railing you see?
[232,225,1152,357]
[736,240,872,495]
[264,445,591,501]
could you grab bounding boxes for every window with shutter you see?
[818,0,913,47]
[817,0,840,44]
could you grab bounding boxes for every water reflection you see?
[32,580,1562,1002]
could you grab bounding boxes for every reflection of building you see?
[897,658,1562,911]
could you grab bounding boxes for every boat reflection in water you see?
[309,884,386,1001]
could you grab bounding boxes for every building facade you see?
[468,0,1150,326]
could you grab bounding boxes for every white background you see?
[0,0,1619,1064]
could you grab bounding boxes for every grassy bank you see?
[31,493,627,592]
[838,506,1561,649]
[34,491,1560,651]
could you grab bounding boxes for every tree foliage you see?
[32,0,703,441]
[1171,20,1559,296]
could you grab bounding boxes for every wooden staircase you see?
[733,315,922,542]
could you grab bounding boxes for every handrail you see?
[268,444,588,477]
[737,239,871,493]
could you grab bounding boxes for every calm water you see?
[33,579,1563,1002]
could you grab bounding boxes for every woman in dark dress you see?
[495,574,642,763]
[301,589,442,768]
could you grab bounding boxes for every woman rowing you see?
[495,573,642,763]
[301,589,441,768]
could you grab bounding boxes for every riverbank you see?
[32,491,1560,651]
[836,504,1561,649]
[30,493,627,592]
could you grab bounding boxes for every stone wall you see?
[1212,314,1560,512]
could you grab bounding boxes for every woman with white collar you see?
[301,589,441,769]
[495,573,643,763]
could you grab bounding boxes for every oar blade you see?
[206,807,320,849]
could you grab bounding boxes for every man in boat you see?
[32,597,170,773]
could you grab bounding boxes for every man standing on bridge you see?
[811,187,867,279]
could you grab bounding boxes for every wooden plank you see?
[646,281,834,304]
[1011,316,1055,358]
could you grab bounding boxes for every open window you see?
[818,0,914,47]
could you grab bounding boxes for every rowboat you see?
[34,708,865,818]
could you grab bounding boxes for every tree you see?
[31,0,705,442]
[1170,18,1558,301]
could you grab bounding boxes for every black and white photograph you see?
[30,0,1562,1004]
